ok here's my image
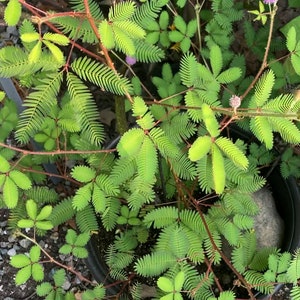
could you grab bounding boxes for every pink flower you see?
[263,0,277,4]
[229,95,241,109]
[125,56,136,66]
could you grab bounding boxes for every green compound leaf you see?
[36,205,53,221]
[28,40,42,64]
[250,116,273,149]
[4,0,22,26]
[98,20,115,49]
[188,135,212,161]
[202,103,220,138]
[286,26,297,52]
[15,265,32,285]
[117,128,145,157]
[10,254,31,268]
[20,32,40,43]
[157,276,173,292]
[9,170,32,190]
[71,166,96,183]
[3,176,18,208]
[65,229,77,244]
[36,220,53,230]
[108,1,136,21]
[132,96,148,116]
[32,263,44,282]
[30,245,41,263]
[253,70,275,107]
[53,269,67,286]
[215,137,248,170]
[174,271,185,291]
[18,219,35,228]
[43,33,69,46]
[211,143,225,194]
[43,40,65,64]
[210,44,223,77]
[174,15,187,33]
[26,199,37,220]
[0,154,10,172]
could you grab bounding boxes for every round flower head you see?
[229,95,241,109]
[125,56,136,66]
[263,0,277,4]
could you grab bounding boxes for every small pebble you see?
[7,248,16,257]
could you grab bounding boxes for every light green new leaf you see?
[28,40,42,64]
[36,220,53,230]
[113,25,136,56]
[174,15,187,33]
[132,96,148,116]
[202,103,220,138]
[18,219,35,228]
[15,265,32,285]
[9,170,32,190]
[36,205,53,221]
[4,0,22,26]
[211,144,225,194]
[174,271,185,291]
[291,53,300,75]
[157,276,174,292]
[32,263,44,282]
[99,20,115,49]
[26,199,37,220]
[71,166,96,183]
[3,176,18,208]
[188,135,212,161]
[114,20,145,39]
[43,40,65,64]
[10,254,31,268]
[215,137,248,170]
[286,26,297,52]
[0,154,10,172]
[117,128,145,157]
[21,32,40,43]
[30,245,41,263]
[43,33,69,46]
[210,45,223,77]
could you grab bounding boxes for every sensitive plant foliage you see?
[1,0,300,299]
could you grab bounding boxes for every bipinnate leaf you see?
[59,244,72,255]
[15,265,32,285]
[211,144,225,194]
[117,128,145,157]
[250,117,273,149]
[9,170,32,190]
[132,96,148,116]
[53,269,66,286]
[215,137,248,170]
[36,282,52,296]
[287,249,300,283]
[4,0,22,26]
[3,176,18,208]
[26,199,37,220]
[0,154,10,172]
[71,166,96,183]
[75,232,90,247]
[188,135,212,161]
[108,1,135,21]
[157,276,173,292]
[10,254,31,268]
[73,247,88,258]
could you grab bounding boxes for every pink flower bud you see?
[229,95,241,109]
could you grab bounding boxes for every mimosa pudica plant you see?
[1,0,300,299]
